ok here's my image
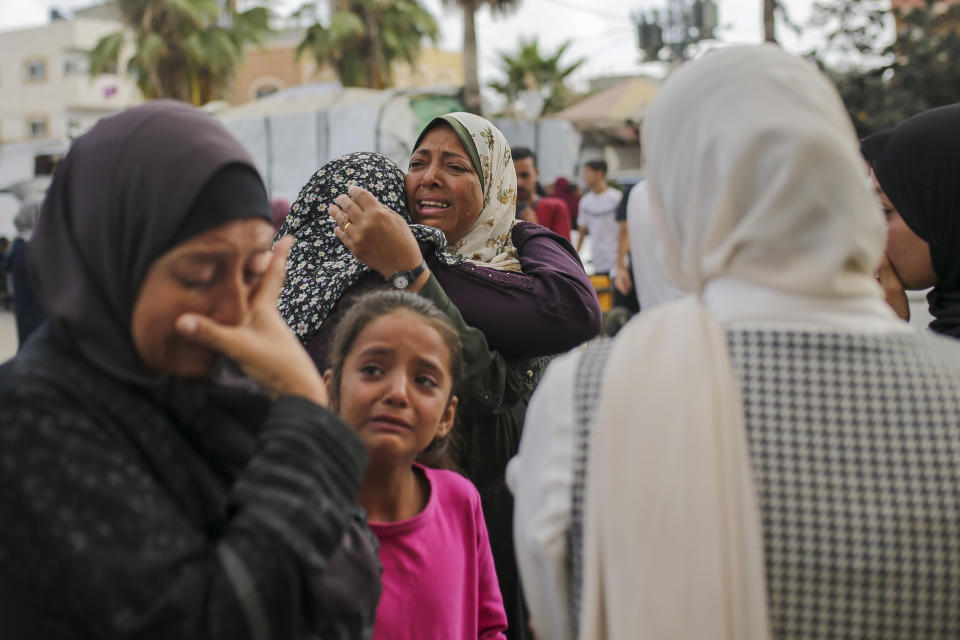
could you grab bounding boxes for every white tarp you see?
[493,118,582,186]
[217,85,583,203]
[217,84,463,203]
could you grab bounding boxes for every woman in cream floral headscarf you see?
[406,112,522,271]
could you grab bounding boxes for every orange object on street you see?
[589,273,613,312]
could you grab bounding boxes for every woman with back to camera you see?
[279,113,600,639]
[510,45,960,640]
[861,103,960,336]
[0,101,380,639]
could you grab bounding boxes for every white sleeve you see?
[506,350,580,640]
[627,181,685,309]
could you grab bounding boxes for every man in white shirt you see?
[574,160,621,275]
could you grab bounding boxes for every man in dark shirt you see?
[4,195,46,348]
[613,185,640,313]
[513,147,572,241]
[0,237,10,310]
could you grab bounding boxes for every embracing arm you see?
[327,187,599,357]
[418,273,554,489]
[432,222,601,358]
[0,386,370,640]
[418,273,510,415]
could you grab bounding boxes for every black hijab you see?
[862,103,960,336]
[30,101,273,471]
[31,100,270,383]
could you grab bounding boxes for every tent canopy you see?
[555,77,660,141]
[215,83,464,201]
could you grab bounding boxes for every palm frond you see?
[88,30,126,76]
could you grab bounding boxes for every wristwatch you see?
[387,260,428,289]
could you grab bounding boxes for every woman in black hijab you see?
[862,103,960,336]
[0,101,379,639]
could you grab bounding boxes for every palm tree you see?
[294,0,438,89]
[89,0,271,105]
[763,0,777,43]
[488,38,584,117]
[444,0,521,115]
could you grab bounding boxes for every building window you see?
[27,116,49,138]
[34,153,61,175]
[255,85,280,99]
[250,77,284,102]
[24,57,47,82]
[63,51,90,76]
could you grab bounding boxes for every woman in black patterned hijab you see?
[278,152,460,344]
[277,150,602,372]
[279,148,603,640]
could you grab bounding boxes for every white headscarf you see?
[645,46,885,298]
[416,112,522,272]
[578,45,885,640]
[625,180,684,309]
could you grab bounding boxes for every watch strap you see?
[388,260,427,289]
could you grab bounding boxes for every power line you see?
[482,25,634,62]
[575,25,637,42]
[575,31,638,57]
[541,0,632,22]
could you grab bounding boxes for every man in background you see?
[4,193,46,348]
[513,147,572,241]
[575,159,621,276]
[0,237,10,310]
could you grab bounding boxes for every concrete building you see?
[0,13,140,145]
[392,48,464,91]
[0,10,141,235]
[232,29,464,105]
[232,29,337,105]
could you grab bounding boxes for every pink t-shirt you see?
[368,465,508,640]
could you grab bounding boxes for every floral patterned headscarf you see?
[277,152,460,343]
[414,113,521,272]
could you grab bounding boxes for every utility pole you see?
[634,0,719,63]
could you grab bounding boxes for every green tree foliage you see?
[488,38,584,117]
[810,0,960,135]
[294,0,438,89]
[89,0,272,106]
[443,0,521,115]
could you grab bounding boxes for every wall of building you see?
[231,32,463,105]
[232,30,335,104]
[0,17,140,144]
[392,48,464,89]
[0,14,141,235]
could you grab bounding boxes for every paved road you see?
[0,311,16,362]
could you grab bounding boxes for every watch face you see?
[393,274,410,289]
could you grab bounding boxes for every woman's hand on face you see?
[329,185,424,279]
[174,236,329,406]
[877,252,910,322]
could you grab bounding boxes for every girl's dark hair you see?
[327,290,464,470]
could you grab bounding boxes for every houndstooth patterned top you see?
[571,328,960,639]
